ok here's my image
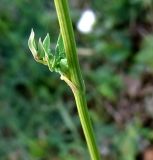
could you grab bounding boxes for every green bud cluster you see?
[28,29,69,76]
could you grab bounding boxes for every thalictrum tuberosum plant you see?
[28,0,100,159]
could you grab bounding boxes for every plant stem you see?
[54,0,100,159]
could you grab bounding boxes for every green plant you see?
[28,0,100,159]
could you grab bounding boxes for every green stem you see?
[54,0,100,159]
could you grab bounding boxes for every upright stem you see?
[54,0,100,159]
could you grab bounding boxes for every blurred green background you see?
[1,0,153,159]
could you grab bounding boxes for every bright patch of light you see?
[77,9,96,34]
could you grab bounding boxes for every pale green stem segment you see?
[54,0,101,159]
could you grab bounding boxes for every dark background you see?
[0,0,153,159]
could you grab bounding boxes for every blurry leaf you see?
[114,123,139,160]
[90,66,123,101]
[135,34,153,69]
[28,139,47,157]
[99,84,116,101]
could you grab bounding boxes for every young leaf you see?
[43,33,51,53]
[36,38,47,65]
[52,34,66,70]
[28,29,37,58]
[38,38,45,58]
[56,34,65,56]
[59,58,69,75]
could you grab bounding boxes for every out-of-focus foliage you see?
[0,0,153,159]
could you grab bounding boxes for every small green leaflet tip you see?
[28,29,37,58]
[43,33,51,53]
